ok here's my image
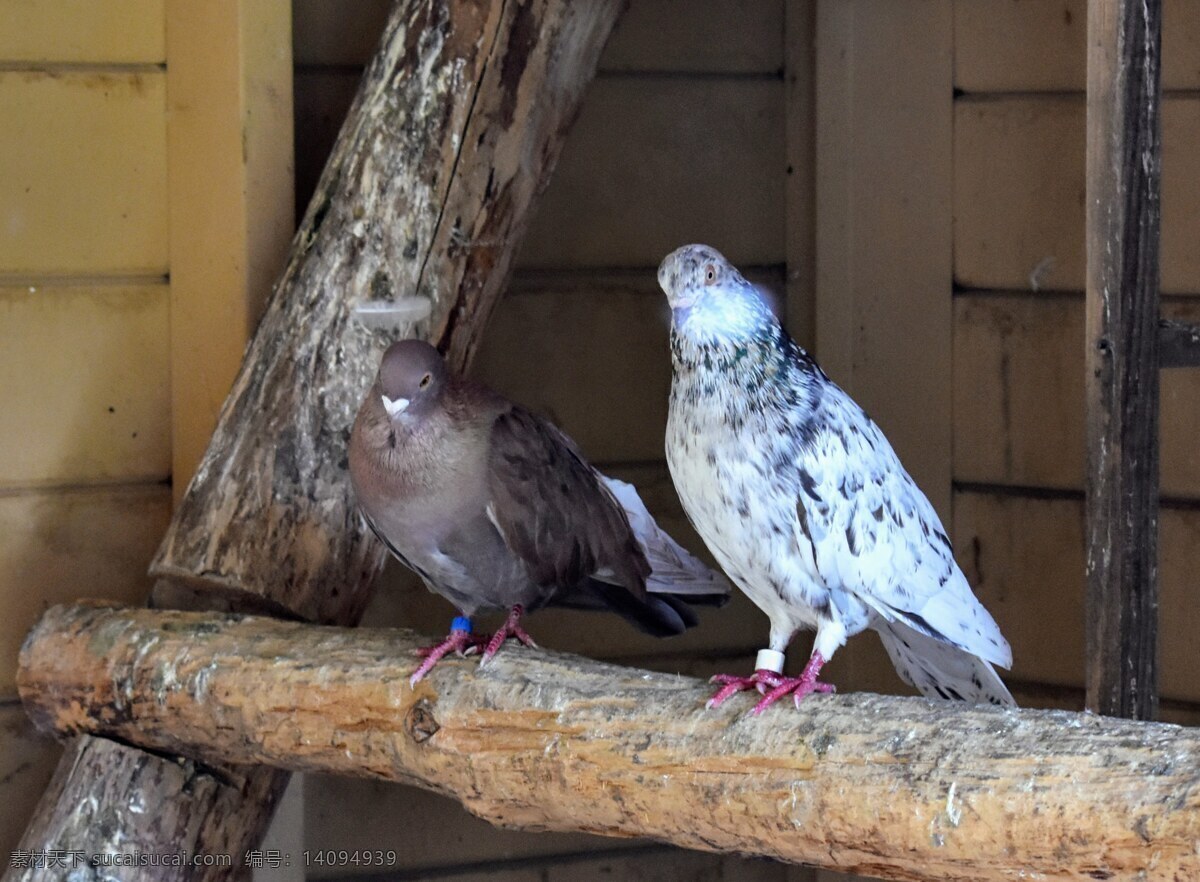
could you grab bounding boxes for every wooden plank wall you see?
[294,1,827,879]
[0,0,296,862]
[0,0,172,856]
[952,0,1200,712]
[0,0,1168,875]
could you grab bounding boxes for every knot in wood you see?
[405,699,440,743]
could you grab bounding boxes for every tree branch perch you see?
[19,604,1200,882]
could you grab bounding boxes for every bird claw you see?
[410,607,538,684]
[749,676,835,716]
[409,628,484,686]
[706,669,785,709]
[479,606,538,667]
[707,652,834,714]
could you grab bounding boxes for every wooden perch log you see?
[20,604,1200,882]
[8,2,624,879]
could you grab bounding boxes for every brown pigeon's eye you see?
[419,373,432,389]
[704,265,717,285]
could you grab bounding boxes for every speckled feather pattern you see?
[660,245,1013,705]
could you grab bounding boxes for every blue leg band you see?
[450,616,472,634]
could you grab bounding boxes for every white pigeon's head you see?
[377,338,448,422]
[657,244,770,341]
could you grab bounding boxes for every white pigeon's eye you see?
[419,373,432,389]
[704,264,717,285]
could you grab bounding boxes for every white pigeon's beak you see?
[381,395,410,417]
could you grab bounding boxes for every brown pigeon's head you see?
[377,339,448,421]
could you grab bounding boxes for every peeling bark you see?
[6,2,625,879]
[20,604,1200,882]
[14,736,286,877]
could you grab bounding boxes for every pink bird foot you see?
[749,652,835,715]
[706,668,787,709]
[410,618,486,686]
[479,604,538,667]
[706,651,835,713]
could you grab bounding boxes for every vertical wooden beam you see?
[783,1,816,351]
[1084,0,1162,720]
[166,0,296,503]
[814,0,954,519]
[163,2,302,859]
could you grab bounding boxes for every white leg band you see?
[755,649,786,674]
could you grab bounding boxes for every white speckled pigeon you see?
[349,339,729,685]
[658,244,1013,713]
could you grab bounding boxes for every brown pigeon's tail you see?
[598,475,732,604]
[588,580,698,637]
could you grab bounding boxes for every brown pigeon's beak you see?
[381,395,410,417]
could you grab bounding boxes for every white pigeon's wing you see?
[795,387,1012,669]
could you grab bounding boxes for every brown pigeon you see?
[349,339,729,685]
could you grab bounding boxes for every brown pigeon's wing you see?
[485,406,650,595]
[359,509,442,586]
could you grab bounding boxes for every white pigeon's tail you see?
[599,475,731,600]
[875,618,1015,707]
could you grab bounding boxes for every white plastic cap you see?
[353,297,432,330]
[755,648,786,674]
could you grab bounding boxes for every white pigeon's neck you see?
[672,284,772,347]
[668,287,827,418]
[669,284,784,374]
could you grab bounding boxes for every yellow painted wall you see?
[0,2,171,850]
[0,0,293,859]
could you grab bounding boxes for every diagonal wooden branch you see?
[151,0,626,625]
[6,2,626,879]
[20,603,1200,882]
